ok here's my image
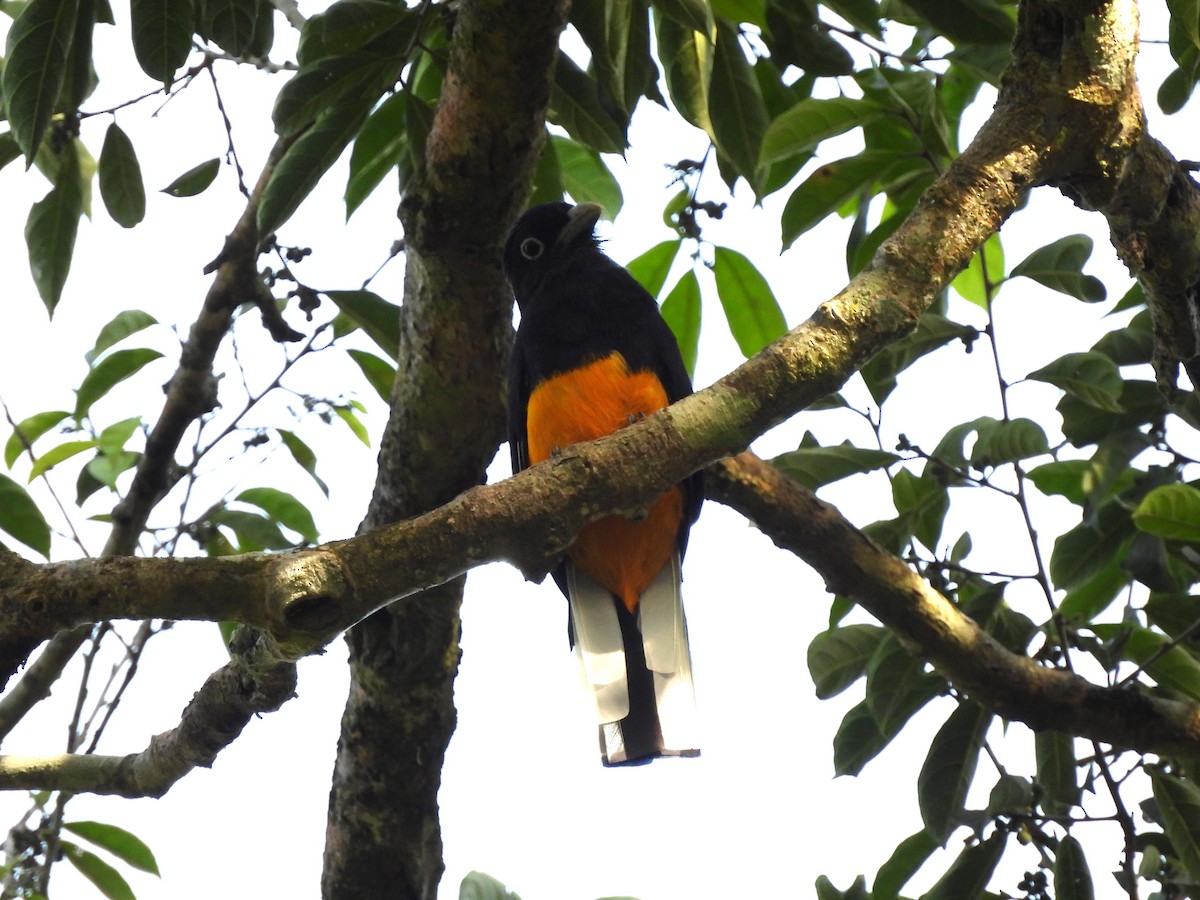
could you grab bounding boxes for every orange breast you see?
[526,352,683,612]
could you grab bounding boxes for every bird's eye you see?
[520,237,544,260]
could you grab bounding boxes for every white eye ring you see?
[520,237,544,260]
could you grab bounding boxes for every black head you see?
[503,202,604,311]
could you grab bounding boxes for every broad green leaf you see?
[780,150,901,248]
[626,240,681,299]
[25,141,85,315]
[1049,502,1132,590]
[161,158,221,197]
[709,19,767,190]
[772,441,899,490]
[759,97,885,167]
[918,701,991,843]
[902,0,1014,45]
[814,874,868,900]
[86,310,158,365]
[1057,555,1128,622]
[277,429,329,497]
[459,869,522,900]
[652,0,714,32]
[297,0,413,65]
[88,449,139,491]
[865,634,944,735]
[210,508,292,551]
[1010,234,1106,302]
[951,233,1004,307]
[64,821,160,876]
[4,409,71,467]
[1152,771,1200,880]
[891,468,948,551]
[28,438,96,480]
[1167,0,1200,57]
[528,131,565,207]
[327,289,401,360]
[1133,484,1200,542]
[872,829,936,900]
[1036,730,1080,816]
[0,132,23,171]
[1054,834,1094,900]
[549,53,627,153]
[921,832,1006,900]
[334,402,370,445]
[75,348,165,419]
[98,417,141,455]
[1093,623,1200,702]
[807,623,885,699]
[130,0,195,84]
[272,52,390,137]
[552,136,623,217]
[1028,351,1124,413]
[258,100,370,236]
[1058,380,1166,447]
[346,91,406,218]
[0,472,52,556]
[862,313,977,405]
[987,773,1033,815]
[202,0,260,56]
[98,123,146,227]
[765,2,853,75]
[655,10,715,138]
[1,0,80,160]
[711,245,787,356]
[822,0,883,38]
[968,417,1050,468]
[832,700,888,776]
[660,270,701,377]
[236,487,318,543]
[61,842,135,900]
[346,348,395,402]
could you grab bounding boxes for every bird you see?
[504,200,703,765]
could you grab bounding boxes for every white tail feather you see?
[639,553,699,752]
[567,564,629,724]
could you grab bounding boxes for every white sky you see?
[0,3,1192,899]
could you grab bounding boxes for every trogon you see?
[504,201,703,765]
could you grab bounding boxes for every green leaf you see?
[902,0,1014,45]
[709,19,767,190]
[236,487,318,543]
[346,91,406,218]
[832,700,888,776]
[327,289,400,360]
[865,634,944,735]
[655,10,715,138]
[549,53,628,153]
[297,0,413,65]
[652,0,714,32]
[552,136,623,217]
[1028,351,1125,413]
[861,313,976,405]
[25,141,85,315]
[161,158,221,197]
[98,123,146,227]
[1054,834,1094,900]
[772,441,899,490]
[61,842,135,900]
[1036,730,1080,816]
[28,438,96,480]
[921,832,1006,900]
[711,245,787,356]
[968,417,1050,468]
[765,2,852,75]
[201,0,260,56]
[0,472,52,556]
[891,468,948,551]
[951,233,1004,307]
[1152,771,1200,880]
[64,821,160,876]
[822,0,882,38]
[277,429,328,497]
[86,310,158,365]
[1010,234,1106,302]
[459,870,522,900]
[1133,484,1200,542]
[814,874,868,900]
[258,100,370,236]
[210,508,292,551]
[98,417,142,456]
[660,270,701,377]
[1049,502,1132,590]
[780,150,901,248]
[759,97,885,167]
[626,240,681,299]
[5,409,71,467]
[807,623,885,699]
[1093,623,1200,702]
[1058,554,1128,622]
[346,348,395,402]
[75,348,165,419]
[1,0,81,160]
[872,829,937,900]
[130,0,195,84]
[334,402,370,445]
[1167,0,1200,58]
[918,701,991,843]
